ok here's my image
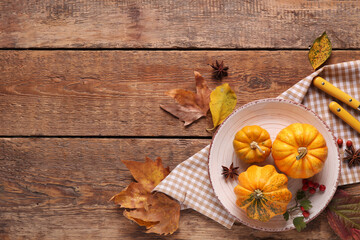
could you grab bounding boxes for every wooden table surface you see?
[1,1,360,239]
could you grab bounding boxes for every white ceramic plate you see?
[208,98,340,231]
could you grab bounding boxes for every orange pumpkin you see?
[233,125,272,163]
[272,123,328,179]
[234,165,292,222]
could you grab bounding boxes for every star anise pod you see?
[221,163,239,180]
[210,60,229,80]
[343,144,360,167]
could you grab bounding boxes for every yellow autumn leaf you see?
[308,32,332,70]
[208,83,237,130]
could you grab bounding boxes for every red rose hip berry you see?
[300,206,305,212]
[319,184,326,192]
[309,188,316,194]
[308,181,315,188]
[337,138,343,147]
[302,210,310,218]
[346,140,353,148]
[302,184,309,191]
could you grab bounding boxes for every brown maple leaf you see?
[111,157,180,235]
[110,182,150,210]
[160,71,212,126]
[124,192,180,235]
[122,157,170,192]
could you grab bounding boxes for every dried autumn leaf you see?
[110,182,150,209]
[160,71,212,126]
[124,192,180,235]
[208,83,237,130]
[111,157,180,235]
[308,32,332,70]
[122,157,170,192]
[326,189,360,240]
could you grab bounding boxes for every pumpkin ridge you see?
[242,200,253,209]
[235,185,253,195]
[308,148,327,161]
[262,174,290,193]
[273,151,294,160]
[244,150,255,162]
[243,194,258,215]
[247,199,258,220]
[257,198,285,220]
[303,124,316,146]
[250,197,271,221]
[263,190,292,203]
[304,130,319,147]
[307,142,326,150]
[276,138,295,147]
[261,173,277,190]
[286,123,300,146]
[308,146,327,151]
[265,189,291,205]
[240,132,251,143]
[242,173,256,191]
[236,196,253,208]
[264,198,292,206]
[293,137,301,148]
[256,129,269,142]
[262,198,285,211]
[301,123,313,146]
[307,134,327,149]
[305,156,316,173]
[307,155,325,173]
[281,154,298,172]
[262,186,287,194]
[258,200,273,221]
[245,127,256,141]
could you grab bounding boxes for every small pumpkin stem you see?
[250,141,265,154]
[296,147,308,160]
[254,189,263,199]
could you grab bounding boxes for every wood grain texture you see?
[0,138,208,239]
[0,137,358,239]
[2,1,360,239]
[1,0,360,49]
[1,50,360,137]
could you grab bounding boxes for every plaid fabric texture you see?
[155,60,360,229]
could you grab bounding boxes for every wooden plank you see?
[1,50,360,136]
[0,1,360,49]
[0,208,341,239]
[0,138,208,239]
[0,137,358,239]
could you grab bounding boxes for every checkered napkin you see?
[154,60,360,229]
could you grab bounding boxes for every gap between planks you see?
[0,135,213,139]
[1,48,360,51]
